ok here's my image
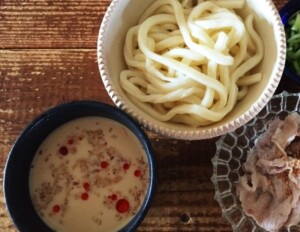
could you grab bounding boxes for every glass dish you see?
[211,91,300,232]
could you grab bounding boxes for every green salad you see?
[286,10,300,75]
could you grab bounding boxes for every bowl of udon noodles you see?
[97,0,286,140]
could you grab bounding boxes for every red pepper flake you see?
[78,136,83,140]
[116,199,129,213]
[134,169,142,177]
[81,192,89,201]
[83,182,90,191]
[100,161,109,169]
[52,204,60,213]
[58,146,68,156]
[109,194,117,201]
[123,163,130,170]
[67,139,74,145]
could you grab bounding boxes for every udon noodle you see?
[120,0,264,127]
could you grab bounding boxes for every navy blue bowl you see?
[280,0,300,85]
[3,101,156,232]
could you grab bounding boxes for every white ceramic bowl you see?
[97,0,286,140]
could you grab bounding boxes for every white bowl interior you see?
[98,0,286,140]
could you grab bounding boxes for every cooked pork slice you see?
[236,113,300,232]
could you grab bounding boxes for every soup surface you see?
[29,117,149,232]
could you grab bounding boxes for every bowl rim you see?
[3,100,156,232]
[97,0,286,140]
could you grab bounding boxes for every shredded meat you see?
[237,112,300,232]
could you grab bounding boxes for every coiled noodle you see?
[120,0,264,127]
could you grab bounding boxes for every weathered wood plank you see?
[0,0,111,48]
[138,138,228,231]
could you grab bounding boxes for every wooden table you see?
[0,0,297,231]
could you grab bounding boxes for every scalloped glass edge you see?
[211,91,300,232]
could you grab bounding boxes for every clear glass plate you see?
[211,91,300,232]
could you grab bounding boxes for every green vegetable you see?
[286,10,300,75]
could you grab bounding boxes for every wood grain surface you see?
[0,0,293,231]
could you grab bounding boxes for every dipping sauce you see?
[29,117,149,232]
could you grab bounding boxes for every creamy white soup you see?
[29,117,149,232]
